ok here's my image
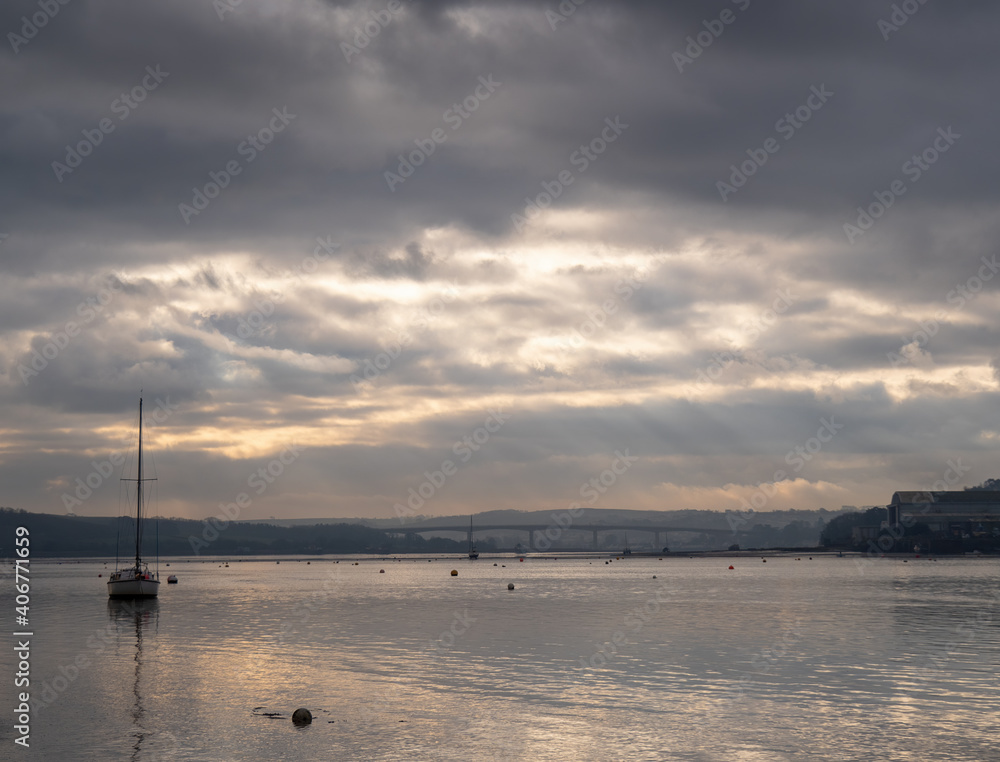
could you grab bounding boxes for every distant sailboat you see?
[623,531,632,556]
[468,516,479,560]
[108,396,160,598]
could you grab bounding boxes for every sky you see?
[2,0,999,522]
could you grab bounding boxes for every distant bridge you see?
[388,523,734,551]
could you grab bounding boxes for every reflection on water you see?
[27,556,1000,760]
[107,598,160,761]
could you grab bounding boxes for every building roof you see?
[891,491,1000,505]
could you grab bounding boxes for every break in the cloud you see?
[1,0,999,520]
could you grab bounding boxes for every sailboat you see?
[108,396,160,598]
[622,531,632,556]
[468,516,479,560]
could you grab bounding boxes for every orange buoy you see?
[450,569,458,576]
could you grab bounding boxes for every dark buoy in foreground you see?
[451,569,458,576]
[292,708,312,725]
[508,583,515,590]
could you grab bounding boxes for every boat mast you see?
[136,395,143,569]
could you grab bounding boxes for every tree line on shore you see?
[0,508,493,557]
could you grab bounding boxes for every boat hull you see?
[108,577,160,598]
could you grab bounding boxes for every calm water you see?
[9,554,1000,760]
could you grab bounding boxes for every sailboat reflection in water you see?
[107,599,177,759]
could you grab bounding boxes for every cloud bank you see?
[2,0,999,520]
